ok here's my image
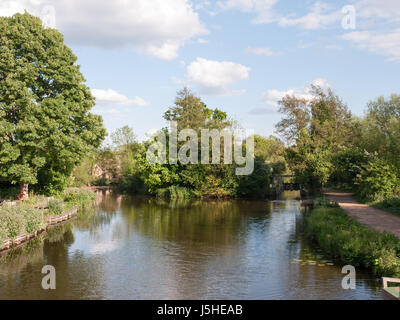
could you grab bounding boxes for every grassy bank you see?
[0,189,95,245]
[304,205,400,277]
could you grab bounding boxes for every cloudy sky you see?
[1,0,399,141]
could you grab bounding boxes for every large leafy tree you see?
[277,85,356,190]
[359,94,400,167]
[0,13,106,197]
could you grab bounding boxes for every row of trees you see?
[3,13,396,203]
[0,13,285,200]
[277,85,400,201]
[73,88,288,199]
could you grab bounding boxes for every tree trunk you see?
[20,183,29,200]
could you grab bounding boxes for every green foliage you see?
[0,206,25,239]
[286,130,333,190]
[156,186,192,200]
[359,95,400,168]
[330,148,370,189]
[62,189,96,209]
[0,13,106,194]
[373,198,400,216]
[277,86,356,191]
[314,196,339,208]
[0,186,19,201]
[0,205,45,240]
[19,206,46,234]
[238,157,270,198]
[163,87,231,131]
[71,154,97,187]
[304,206,400,277]
[48,199,65,215]
[355,158,399,202]
[253,135,287,175]
[0,220,7,243]
[111,126,137,150]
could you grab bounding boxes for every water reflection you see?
[0,191,383,300]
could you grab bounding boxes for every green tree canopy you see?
[360,94,400,167]
[0,13,106,195]
[277,85,356,189]
[163,87,231,131]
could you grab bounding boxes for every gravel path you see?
[324,190,400,238]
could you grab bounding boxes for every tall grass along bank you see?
[304,206,400,277]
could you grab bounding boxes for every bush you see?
[19,206,46,234]
[237,156,271,198]
[373,197,400,216]
[62,189,96,208]
[355,158,400,202]
[48,199,65,215]
[304,206,400,277]
[0,207,26,239]
[330,148,369,188]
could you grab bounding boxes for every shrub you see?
[0,206,26,239]
[48,199,65,215]
[19,206,46,234]
[62,189,96,208]
[355,158,400,202]
[304,206,400,277]
[330,148,369,188]
[373,197,400,216]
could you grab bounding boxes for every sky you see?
[1,0,400,143]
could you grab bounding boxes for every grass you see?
[304,205,400,277]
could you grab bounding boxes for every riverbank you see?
[304,205,400,277]
[0,189,96,254]
[324,190,400,238]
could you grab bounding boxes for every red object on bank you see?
[18,193,27,201]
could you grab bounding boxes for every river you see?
[0,190,383,300]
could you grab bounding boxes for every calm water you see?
[0,191,383,300]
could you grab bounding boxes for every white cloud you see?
[186,58,250,95]
[342,29,400,61]
[278,2,341,30]
[245,47,281,56]
[217,0,278,24]
[263,78,330,106]
[0,0,208,60]
[356,0,400,22]
[92,89,150,107]
[94,108,122,116]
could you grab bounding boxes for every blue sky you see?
[2,0,400,142]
